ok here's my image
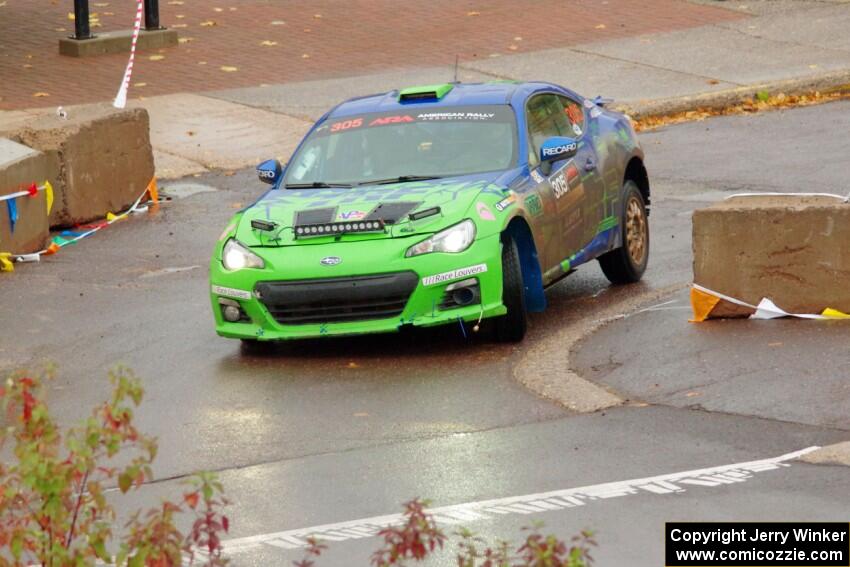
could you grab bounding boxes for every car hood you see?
[235,171,510,247]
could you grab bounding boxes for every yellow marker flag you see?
[689,286,721,322]
[0,253,14,272]
[44,180,54,215]
[821,308,850,319]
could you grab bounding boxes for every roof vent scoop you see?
[398,83,454,102]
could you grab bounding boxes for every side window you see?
[526,94,573,166]
[559,95,586,137]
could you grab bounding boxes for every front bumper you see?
[209,233,506,340]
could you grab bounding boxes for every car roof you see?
[327,81,571,118]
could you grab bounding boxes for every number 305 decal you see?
[331,118,363,132]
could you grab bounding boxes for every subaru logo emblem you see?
[320,256,341,266]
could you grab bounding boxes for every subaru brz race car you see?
[210,81,650,348]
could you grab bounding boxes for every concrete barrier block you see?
[693,195,850,314]
[15,105,155,227]
[0,139,50,254]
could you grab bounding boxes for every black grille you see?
[255,271,418,325]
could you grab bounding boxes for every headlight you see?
[405,219,476,257]
[222,239,265,270]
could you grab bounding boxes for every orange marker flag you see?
[690,286,721,322]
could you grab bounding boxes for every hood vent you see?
[294,207,337,226]
[365,201,422,225]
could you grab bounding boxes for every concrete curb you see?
[615,70,850,119]
[513,283,687,413]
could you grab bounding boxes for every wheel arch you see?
[502,215,546,312]
[624,156,650,213]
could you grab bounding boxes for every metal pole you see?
[144,0,161,30]
[72,0,92,39]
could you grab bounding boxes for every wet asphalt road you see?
[1,100,849,565]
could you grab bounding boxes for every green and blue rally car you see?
[210,81,650,347]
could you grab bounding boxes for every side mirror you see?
[539,137,578,174]
[257,159,283,185]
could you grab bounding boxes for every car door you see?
[525,93,574,274]
[557,94,606,257]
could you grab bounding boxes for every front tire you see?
[494,236,528,343]
[240,338,275,355]
[598,180,649,284]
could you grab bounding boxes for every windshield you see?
[283,105,517,187]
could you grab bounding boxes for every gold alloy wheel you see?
[625,194,647,266]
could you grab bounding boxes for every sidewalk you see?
[1,1,849,179]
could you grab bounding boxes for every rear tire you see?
[494,236,528,343]
[598,180,649,284]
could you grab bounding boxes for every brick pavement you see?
[0,0,744,111]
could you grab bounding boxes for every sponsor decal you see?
[524,194,543,217]
[476,202,495,221]
[542,142,576,158]
[258,169,277,180]
[330,118,363,132]
[494,193,517,212]
[337,210,367,221]
[211,285,252,300]
[572,123,583,136]
[530,169,545,184]
[320,256,342,266]
[422,264,488,287]
[369,115,414,127]
[416,112,496,121]
[550,167,570,199]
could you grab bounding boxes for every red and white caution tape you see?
[113,0,145,109]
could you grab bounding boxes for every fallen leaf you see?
[149,54,165,61]
[230,202,243,208]
[22,64,33,69]
[768,342,783,347]
[200,20,217,26]
[685,391,701,398]
[595,23,606,29]
[167,0,183,4]
[513,36,523,41]
[347,362,359,368]
[260,40,278,46]
[171,23,187,28]
[175,14,185,19]
[507,44,518,51]
[32,92,50,97]
[229,7,237,11]
[301,53,310,59]
[67,12,75,19]
[220,65,238,72]
[186,130,195,136]
[178,37,194,43]
[103,12,114,16]
[54,27,66,32]
[313,13,322,18]
[303,28,311,33]
[213,7,223,12]
[223,170,236,176]
[466,10,480,16]
[271,20,285,25]
[197,61,207,65]
[135,82,147,87]
[707,79,719,85]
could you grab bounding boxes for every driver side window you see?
[526,94,572,167]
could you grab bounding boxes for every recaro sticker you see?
[422,264,488,287]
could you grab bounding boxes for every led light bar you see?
[294,220,386,239]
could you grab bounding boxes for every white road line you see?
[220,446,819,554]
